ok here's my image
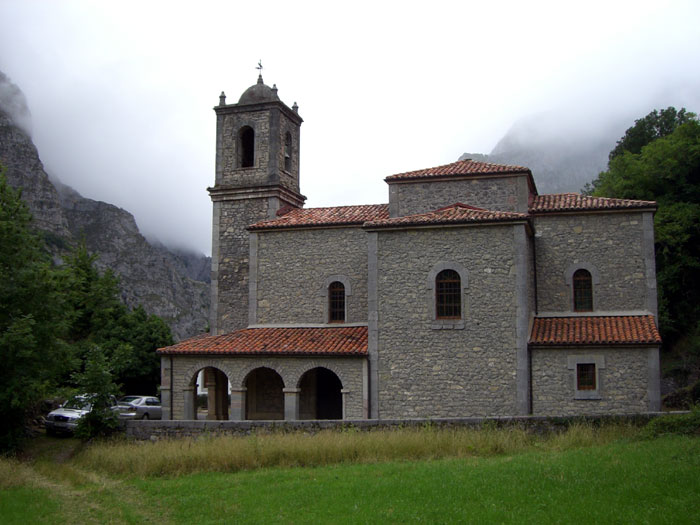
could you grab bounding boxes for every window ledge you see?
[431,320,465,330]
[574,391,601,400]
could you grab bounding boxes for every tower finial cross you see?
[256,60,263,75]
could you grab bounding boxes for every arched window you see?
[284,132,292,171]
[239,126,255,168]
[328,281,345,322]
[573,269,593,311]
[436,269,461,319]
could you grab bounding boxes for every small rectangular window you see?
[577,363,596,390]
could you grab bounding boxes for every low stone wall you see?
[125,413,669,441]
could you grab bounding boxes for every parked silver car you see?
[118,396,162,420]
[45,394,118,435]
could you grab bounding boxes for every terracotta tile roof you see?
[249,204,389,230]
[530,193,656,214]
[529,315,661,346]
[385,159,531,182]
[158,326,368,356]
[364,203,528,229]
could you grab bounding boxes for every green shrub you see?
[643,406,700,437]
[662,379,700,409]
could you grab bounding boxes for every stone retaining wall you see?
[125,413,668,441]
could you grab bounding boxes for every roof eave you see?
[157,350,368,357]
[384,170,532,184]
[363,217,530,232]
[530,206,657,216]
[528,342,661,349]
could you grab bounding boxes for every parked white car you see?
[45,394,118,435]
[118,396,162,420]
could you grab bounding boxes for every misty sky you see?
[1,0,699,255]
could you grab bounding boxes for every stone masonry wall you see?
[390,175,526,217]
[277,117,300,190]
[167,355,366,420]
[534,212,650,313]
[255,227,368,324]
[217,110,271,187]
[216,198,272,334]
[126,413,663,441]
[531,347,652,415]
[375,224,521,418]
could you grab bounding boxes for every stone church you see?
[158,75,662,421]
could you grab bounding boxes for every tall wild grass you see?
[75,422,639,477]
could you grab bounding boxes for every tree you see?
[114,306,173,394]
[588,114,700,372]
[60,242,173,394]
[0,167,71,452]
[608,107,694,161]
[72,347,121,440]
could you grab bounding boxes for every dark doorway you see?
[299,367,342,420]
[244,367,284,420]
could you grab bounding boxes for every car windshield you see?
[64,399,91,410]
[120,396,141,404]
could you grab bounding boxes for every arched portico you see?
[244,367,285,420]
[185,366,231,420]
[298,367,344,420]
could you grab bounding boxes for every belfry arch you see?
[298,367,343,420]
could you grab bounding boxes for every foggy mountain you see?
[460,111,625,194]
[0,71,209,341]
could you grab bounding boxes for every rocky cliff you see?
[0,72,209,341]
[461,111,619,194]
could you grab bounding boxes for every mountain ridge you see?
[0,71,209,341]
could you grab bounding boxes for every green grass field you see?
[1,425,698,524]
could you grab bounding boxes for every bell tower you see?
[209,75,305,335]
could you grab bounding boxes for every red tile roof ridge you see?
[385,159,531,181]
[435,202,487,212]
[158,325,368,356]
[365,203,528,229]
[529,315,661,346]
[249,203,389,230]
[530,193,657,213]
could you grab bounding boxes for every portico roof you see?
[529,315,661,346]
[158,326,368,356]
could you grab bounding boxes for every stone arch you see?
[182,362,232,421]
[290,360,349,390]
[243,366,285,420]
[297,367,343,420]
[234,361,288,389]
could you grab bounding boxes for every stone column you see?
[215,370,229,420]
[341,389,350,420]
[205,371,218,420]
[229,388,247,420]
[160,357,171,421]
[183,386,196,420]
[283,388,301,421]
